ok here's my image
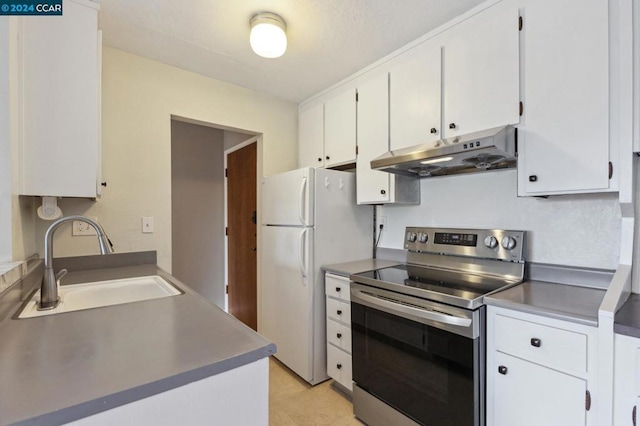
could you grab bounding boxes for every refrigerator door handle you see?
[299,177,308,226]
[299,229,308,278]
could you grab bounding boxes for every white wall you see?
[35,48,298,271]
[171,120,225,307]
[379,170,621,269]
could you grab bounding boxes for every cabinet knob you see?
[530,338,542,347]
[317,157,322,162]
[380,189,386,195]
[498,365,508,375]
[335,287,341,292]
[449,123,457,129]
[337,333,342,339]
[529,175,538,182]
[336,363,342,370]
[337,310,342,315]
[101,182,107,187]
[326,156,330,160]
[430,127,437,134]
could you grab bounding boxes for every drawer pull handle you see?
[336,363,342,370]
[337,310,342,315]
[498,365,508,375]
[337,333,342,339]
[530,338,542,347]
[335,287,341,292]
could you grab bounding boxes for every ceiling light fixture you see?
[250,12,287,58]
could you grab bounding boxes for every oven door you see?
[351,282,484,426]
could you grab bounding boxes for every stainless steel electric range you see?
[350,227,526,426]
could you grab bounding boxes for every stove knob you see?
[407,232,417,243]
[484,236,498,249]
[501,236,517,250]
[418,232,428,244]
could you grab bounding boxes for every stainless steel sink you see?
[19,275,181,318]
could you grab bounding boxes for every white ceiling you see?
[97,0,486,103]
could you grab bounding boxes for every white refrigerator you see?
[261,167,373,385]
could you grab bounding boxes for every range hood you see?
[371,126,516,178]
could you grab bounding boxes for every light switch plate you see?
[142,217,154,233]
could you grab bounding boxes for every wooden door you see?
[227,143,257,330]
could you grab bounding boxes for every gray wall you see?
[171,120,225,307]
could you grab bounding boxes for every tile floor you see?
[269,357,362,425]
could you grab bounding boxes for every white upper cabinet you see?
[324,89,357,167]
[442,2,520,138]
[517,0,610,195]
[356,71,420,205]
[389,43,442,150]
[299,103,325,169]
[357,72,391,204]
[298,88,356,169]
[19,0,101,198]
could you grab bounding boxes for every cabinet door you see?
[20,0,100,197]
[389,43,442,150]
[324,89,356,167]
[492,352,587,426]
[356,72,390,204]
[442,3,520,138]
[298,103,325,168]
[518,0,609,195]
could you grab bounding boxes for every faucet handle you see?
[55,269,68,284]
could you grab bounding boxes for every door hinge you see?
[225,168,228,178]
[225,227,228,236]
[519,101,524,116]
[585,390,591,411]
[356,145,359,156]
[609,162,613,179]
[519,16,523,31]
[226,285,229,294]
[355,91,359,102]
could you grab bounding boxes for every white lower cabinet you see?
[325,273,352,391]
[613,333,640,425]
[487,306,598,426]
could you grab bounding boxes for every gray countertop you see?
[485,280,606,327]
[615,294,640,338]
[0,253,275,425]
[322,259,403,277]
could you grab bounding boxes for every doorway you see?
[170,117,259,315]
[225,138,258,330]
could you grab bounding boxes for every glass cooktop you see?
[351,264,520,309]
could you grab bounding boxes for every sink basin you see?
[19,275,181,318]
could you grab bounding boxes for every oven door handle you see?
[352,288,472,328]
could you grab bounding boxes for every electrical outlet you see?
[142,217,154,233]
[379,216,387,230]
[72,217,98,236]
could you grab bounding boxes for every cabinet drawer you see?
[325,274,350,302]
[494,314,587,374]
[327,318,352,353]
[327,297,351,325]
[327,344,352,391]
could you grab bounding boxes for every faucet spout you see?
[39,215,113,311]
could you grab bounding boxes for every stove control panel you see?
[404,227,525,262]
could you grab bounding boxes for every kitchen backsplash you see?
[378,169,620,269]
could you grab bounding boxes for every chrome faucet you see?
[39,215,113,310]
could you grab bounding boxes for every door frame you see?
[223,135,262,316]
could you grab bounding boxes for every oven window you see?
[352,301,480,426]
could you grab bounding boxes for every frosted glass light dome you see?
[250,13,287,58]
